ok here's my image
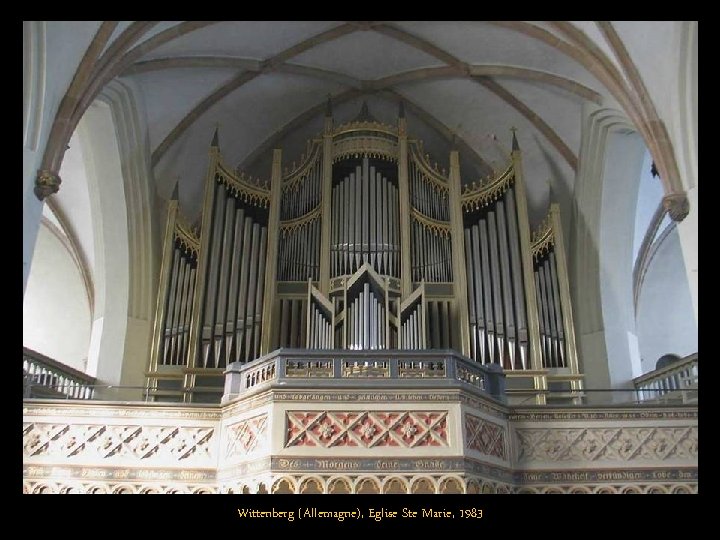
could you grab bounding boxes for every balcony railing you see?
[633,353,698,403]
[23,347,96,400]
[223,348,506,402]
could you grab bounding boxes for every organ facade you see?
[147,101,581,404]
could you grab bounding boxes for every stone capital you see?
[34,169,61,201]
[662,192,690,222]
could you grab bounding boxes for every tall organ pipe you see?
[226,208,246,359]
[549,252,565,367]
[505,188,527,369]
[180,266,196,364]
[535,269,549,366]
[252,227,268,359]
[488,211,504,365]
[464,229,477,361]
[163,246,180,365]
[470,225,486,363]
[170,255,188,365]
[496,202,516,369]
[234,216,253,363]
[479,219,494,363]
[244,223,261,362]
[214,196,236,363]
[202,182,227,368]
[542,258,559,367]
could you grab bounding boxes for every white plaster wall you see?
[23,224,92,372]
[636,227,698,373]
[55,132,96,279]
[599,130,645,388]
[77,102,130,391]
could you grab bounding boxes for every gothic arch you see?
[355,477,381,495]
[382,477,408,494]
[411,477,437,495]
[298,476,324,494]
[438,476,464,494]
[272,477,297,494]
[327,477,353,495]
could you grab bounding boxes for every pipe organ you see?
[147,102,581,403]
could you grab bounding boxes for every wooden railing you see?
[223,348,507,402]
[633,353,698,403]
[23,347,96,400]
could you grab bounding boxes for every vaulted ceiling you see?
[94,22,645,224]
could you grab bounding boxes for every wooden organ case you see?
[147,102,582,403]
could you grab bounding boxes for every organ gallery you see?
[147,100,581,404]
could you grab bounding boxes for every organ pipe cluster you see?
[148,103,580,403]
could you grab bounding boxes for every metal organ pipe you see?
[180,266,196,364]
[171,253,189,365]
[242,223,259,362]
[549,252,566,367]
[226,208,246,360]
[369,164,376,269]
[487,211,504,366]
[496,202,516,370]
[167,248,183,365]
[535,267,549,367]
[253,227,268,359]
[354,166,362,272]
[464,229,477,361]
[214,196,236,364]
[542,257,559,368]
[479,219,494,363]
[504,188,527,369]
[235,216,253,363]
[163,246,180,365]
[381,174,388,276]
[470,225,486,363]
[201,182,227,367]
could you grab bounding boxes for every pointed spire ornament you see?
[211,124,219,148]
[511,127,519,152]
[398,100,405,119]
[354,100,376,123]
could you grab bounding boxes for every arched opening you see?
[23,206,92,374]
[632,149,697,374]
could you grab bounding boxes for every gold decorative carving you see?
[530,213,554,259]
[279,204,322,235]
[332,135,398,163]
[411,208,451,237]
[215,160,270,208]
[333,120,398,139]
[409,141,449,190]
[174,213,201,256]
[34,169,62,200]
[662,193,690,222]
[282,140,322,190]
[460,164,515,211]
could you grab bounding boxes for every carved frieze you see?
[465,413,507,460]
[515,426,698,463]
[285,411,448,448]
